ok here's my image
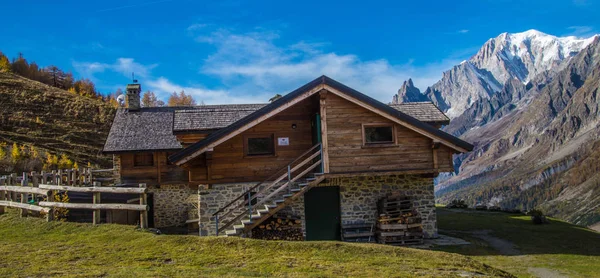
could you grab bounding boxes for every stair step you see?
[305,177,316,181]
[283,194,293,198]
[265,204,277,209]
[233,224,245,230]
[257,209,269,214]
[275,199,285,204]
[298,183,309,187]
[291,188,301,193]
[251,214,262,220]
[241,219,253,225]
[314,172,324,176]
[225,230,239,236]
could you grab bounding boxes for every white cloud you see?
[146,77,271,104]
[566,26,597,38]
[195,29,464,102]
[457,29,469,34]
[73,58,157,80]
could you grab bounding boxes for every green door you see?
[304,186,341,241]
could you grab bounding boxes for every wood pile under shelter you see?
[376,194,423,245]
[251,215,303,241]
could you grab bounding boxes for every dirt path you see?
[469,230,520,255]
[528,267,569,278]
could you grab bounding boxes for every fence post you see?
[10,174,17,202]
[139,183,148,229]
[0,176,4,215]
[92,181,101,225]
[20,172,27,217]
[46,188,54,222]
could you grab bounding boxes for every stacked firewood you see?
[251,215,303,241]
[376,194,424,246]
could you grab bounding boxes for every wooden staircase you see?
[213,143,324,237]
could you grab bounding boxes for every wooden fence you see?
[0,168,148,228]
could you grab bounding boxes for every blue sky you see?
[1,0,597,104]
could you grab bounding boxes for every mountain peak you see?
[392,79,427,104]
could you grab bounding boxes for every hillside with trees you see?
[0,72,116,173]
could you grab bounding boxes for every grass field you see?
[435,207,600,277]
[0,210,510,278]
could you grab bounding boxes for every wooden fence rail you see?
[0,168,148,228]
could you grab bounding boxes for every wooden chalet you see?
[103,76,472,240]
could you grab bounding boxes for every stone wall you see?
[318,174,437,238]
[148,184,196,228]
[198,174,436,239]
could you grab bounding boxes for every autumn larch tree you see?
[141,91,165,107]
[167,90,197,106]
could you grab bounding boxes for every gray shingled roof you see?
[389,102,449,124]
[104,101,450,153]
[103,107,182,153]
[173,104,267,132]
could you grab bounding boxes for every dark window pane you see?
[247,136,274,155]
[365,126,394,144]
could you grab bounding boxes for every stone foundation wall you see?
[197,174,436,238]
[318,175,437,238]
[148,184,196,228]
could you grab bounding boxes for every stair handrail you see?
[212,143,321,217]
[214,143,322,235]
[218,159,322,235]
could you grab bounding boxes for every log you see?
[0,186,49,196]
[39,184,147,194]
[0,201,50,213]
[39,202,147,211]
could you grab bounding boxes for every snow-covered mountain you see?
[413,30,598,118]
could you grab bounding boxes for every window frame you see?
[243,133,276,157]
[133,152,155,167]
[361,123,397,147]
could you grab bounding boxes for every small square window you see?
[134,153,154,167]
[246,135,275,156]
[364,125,394,144]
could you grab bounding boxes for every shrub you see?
[447,199,468,209]
[528,209,548,224]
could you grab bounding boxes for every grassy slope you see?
[0,211,509,278]
[0,72,115,167]
[435,207,600,277]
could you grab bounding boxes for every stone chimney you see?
[126,83,141,111]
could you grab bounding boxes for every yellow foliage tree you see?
[0,52,10,73]
[73,162,79,169]
[58,154,73,169]
[68,87,77,94]
[11,143,20,163]
[30,145,39,159]
[44,153,58,170]
[0,143,6,160]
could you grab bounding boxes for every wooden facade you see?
[120,151,187,185]
[324,93,453,173]
[186,96,319,184]
[115,89,457,185]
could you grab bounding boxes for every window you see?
[245,134,275,156]
[363,124,395,145]
[134,153,154,167]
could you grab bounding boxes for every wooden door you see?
[304,186,341,240]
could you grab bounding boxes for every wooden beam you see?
[322,84,470,153]
[0,186,49,196]
[323,169,438,179]
[39,202,147,211]
[432,141,440,170]
[139,183,148,229]
[176,84,326,165]
[320,91,330,173]
[39,184,147,194]
[0,201,51,213]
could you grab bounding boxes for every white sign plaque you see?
[278,137,290,146]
